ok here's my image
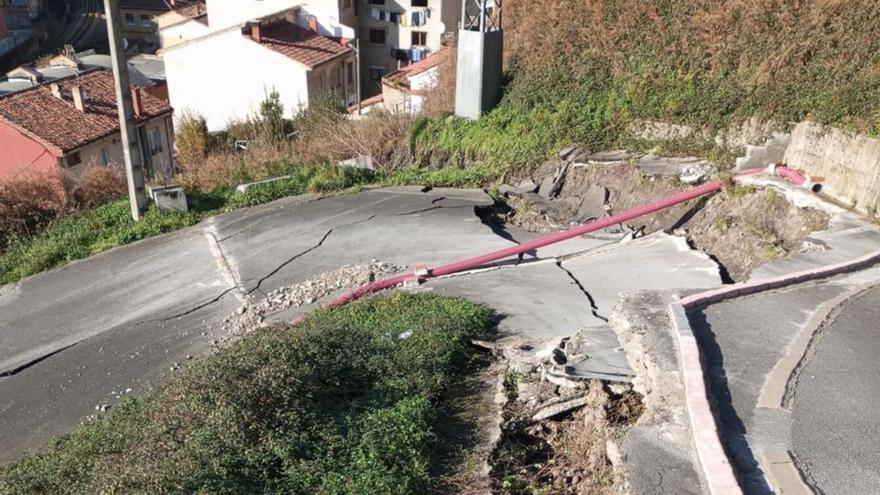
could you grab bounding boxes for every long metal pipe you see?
[326,166,806,308]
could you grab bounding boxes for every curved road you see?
[792,285,880,494]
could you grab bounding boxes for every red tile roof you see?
[256,22,352,69]
[0,70,172,154]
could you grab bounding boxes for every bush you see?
[294,98,411,170]
[227,163,377,209]
[0,294,495,494]
[413,0,880,168]
[0,171,66,253]
[175,111,210,168]
[259,89,286,143]
[67,165,128,209]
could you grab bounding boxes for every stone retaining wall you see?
[784,121,880,217]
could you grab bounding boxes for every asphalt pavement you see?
[0,187,728,466]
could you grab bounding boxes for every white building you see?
[161,7,357,131]
[157,0,459,127]
[379,47,449,114]
[358,0,459,96]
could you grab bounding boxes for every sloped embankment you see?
[0,294,496,494]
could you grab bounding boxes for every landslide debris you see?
[496,149,829,280]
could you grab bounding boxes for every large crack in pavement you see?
[555,260,609,323]
[245,229,335,296]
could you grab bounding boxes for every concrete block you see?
[338,155,374,170]
[734,132,789,171]
[148,185,188,212]
[235,175,293,194]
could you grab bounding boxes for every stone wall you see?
[784,122,880,217]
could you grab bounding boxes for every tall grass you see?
[0,294,495,495]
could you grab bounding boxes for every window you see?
[342,0,351,8]
[124,13,135,26]
[369,66,386,81]
[368,0,385,4]
[67,151,82,166]
[347,61,354,85]
[411,31,427,46]
[100,147,110,166]
[412,0,428,6]
[368,28,386,44]
[148,128,162,155]
[140,14,152,27]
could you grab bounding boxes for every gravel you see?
[221,260,405,339]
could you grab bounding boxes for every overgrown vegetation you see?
[0,294,495,494]
[413,0,880,167]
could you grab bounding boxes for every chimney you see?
[308,15,318,33]
[50,82,61,99]
[71,85,85,112]
[131,87,143,117]
[251,22,262,42]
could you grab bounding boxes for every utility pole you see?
[349,38,362,115]
[104,0,147,220]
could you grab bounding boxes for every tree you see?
[175,111,209,166]
[259,89,285,143]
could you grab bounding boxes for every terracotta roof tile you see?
[257,22,351,69]
[0,70,172,153]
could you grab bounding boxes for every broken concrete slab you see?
[580,150,637,165]
[538,163,570,199]
[636,154,715,184]
[521,192,582,225]
[498,179,539,197]
[426,261,602,343]
[734,132,789,172]
[609,291,704,495]
[544,327,634,384]
[574,184,609,222]
[531,394,591,422]
[558,145,579,161]
[560,233,722,321]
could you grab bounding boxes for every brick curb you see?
[669,250,880,495]
[669,303,743,495]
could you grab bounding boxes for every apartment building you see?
[358,0,459,96]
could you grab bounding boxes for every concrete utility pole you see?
[104,0,147,220]
[455,0,504,120]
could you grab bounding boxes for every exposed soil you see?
[506,160,829,281]
[490,375,643,495]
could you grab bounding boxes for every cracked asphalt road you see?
[0,186,725,469]
[0,187,514,462]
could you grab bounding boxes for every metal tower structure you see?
[454,0,503,120]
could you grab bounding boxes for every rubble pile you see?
[491,348,642,495]
[222,260,405,338]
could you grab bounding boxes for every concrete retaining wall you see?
[784,121,880,217]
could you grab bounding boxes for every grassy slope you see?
[0,294,495,495]
[412,0,880,167]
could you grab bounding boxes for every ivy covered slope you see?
[412,1,880,166]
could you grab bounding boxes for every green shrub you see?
[0,294,495,495]
[227,164,378,209]
[175,111,210,167]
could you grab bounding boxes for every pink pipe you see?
[775,166,806,186]
[326,166,807,308]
